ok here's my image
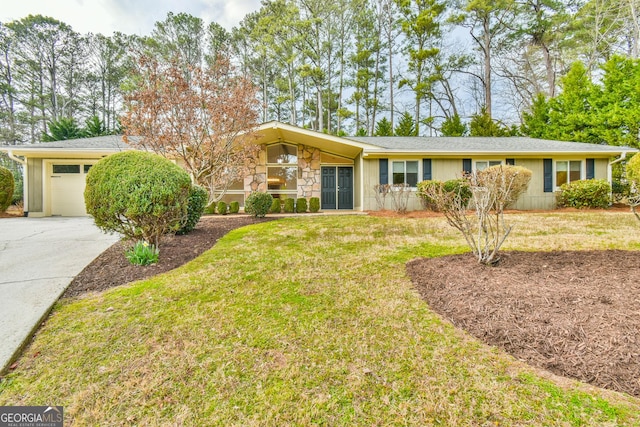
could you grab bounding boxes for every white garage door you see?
[50,163,92,216]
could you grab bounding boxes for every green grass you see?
[1,212,640,425]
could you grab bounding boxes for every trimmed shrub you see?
[309,197,320,213]
[443,179,473,207]
[475,165,532,209]
[417,179,471,211]
[296,198,308,213]
[84,151,191,246]
[245,191,273,218]
[177,185,208,235]
[0,166,14,213]
[270,198,281,213]
[217,201,228,215]
[283,198,295,213]
[204,203,216,214]
[229,201,240,214]
[557,179,611,209]
[416,180,444,210]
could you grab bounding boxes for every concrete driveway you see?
[0,217,120,373]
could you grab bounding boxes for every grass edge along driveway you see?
[1,213,639,426]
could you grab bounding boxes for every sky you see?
[0,0,263,36]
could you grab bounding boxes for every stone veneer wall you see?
[297,145,321,199]
[244,147,267,196]
[244,144,321,200]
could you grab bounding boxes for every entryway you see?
[321,166,353,210]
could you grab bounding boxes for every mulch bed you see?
[407,250,640,397]
[63,215,271,299]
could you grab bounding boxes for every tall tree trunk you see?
[388,17,395,130]
[541,43,556,97]
[629,0,640,58]
[483,16,492,119]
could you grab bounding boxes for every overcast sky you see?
[0,0,263,36]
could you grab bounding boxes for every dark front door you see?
[321,167,337,209]
[337,167,353,209]
[321,166,353,210]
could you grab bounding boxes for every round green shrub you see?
[177,185,208,235]
[416,180,444,210]
[204,203,216,215]
[283,198,295,213]
[217,201,228,215]
[309,197,320,213]
[296,198,308,213]
[417,179,471,211]
[627,154,640,186]
[84,151,191,246]
[443,179,472,207]
[270,198,281,213]
[245,191,273,218]
[0,166,14,213]
[229,201,240,214]
[557,179,611,209]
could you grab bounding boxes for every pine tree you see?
[394,111,417,136]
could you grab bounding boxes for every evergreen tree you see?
[440,113,467,136]
[469,107,509,136]
[42,117,84,141]
[395,111,417,136]
[374,117,394,136]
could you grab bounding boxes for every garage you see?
[49,163,93,216]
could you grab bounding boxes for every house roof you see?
[255,121,379,158]
[0,135,135,158]
[348,136,638,157]
[1,123,636,160]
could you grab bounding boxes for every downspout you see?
[608,151,628,204]
[7,150,28,215]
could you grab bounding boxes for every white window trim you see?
[554,160,583,189]
[391,160,420,188]
[266,143,299,194]
[473,160,503,172]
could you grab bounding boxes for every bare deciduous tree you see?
[121,54,261,203]
[421,165,532,264]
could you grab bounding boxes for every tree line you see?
[0,0,639,147]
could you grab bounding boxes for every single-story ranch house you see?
[1,121,637,217]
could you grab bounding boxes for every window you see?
[475,160,502,171]
[52,165,80,174]
[83,164,93,173]
[392,161,418,186]
[267,143,298,195]
[556,161,581,186]
[267,143,297,164]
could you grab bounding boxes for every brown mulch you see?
[62,215,272,299]
[407,251,640,397]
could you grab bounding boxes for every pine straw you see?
[407,250,640,397]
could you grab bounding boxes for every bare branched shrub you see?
[389,184,413,214]
[422,165,532,264]
[373,184,391,210]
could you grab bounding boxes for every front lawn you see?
[1,213,639,425]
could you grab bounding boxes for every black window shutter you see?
[379,159,388,184]
[543,159,553,192]
[422,159,432,181]
[462,158,472,174]
[586,158,595,179]
[506,158,515,166]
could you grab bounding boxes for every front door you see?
[321,166,353,210]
